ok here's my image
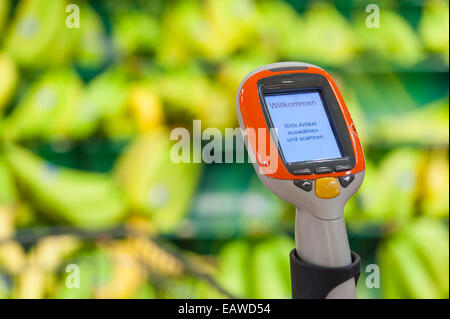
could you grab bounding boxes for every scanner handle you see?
[294,206,356,299]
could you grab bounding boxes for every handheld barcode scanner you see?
[236,62,365,299]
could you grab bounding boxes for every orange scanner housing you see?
[238,67,365,180]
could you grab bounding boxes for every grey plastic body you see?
[236,62,365,299]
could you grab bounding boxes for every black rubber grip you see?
[289,249,361,299]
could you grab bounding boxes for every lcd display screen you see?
[263,91,343,163]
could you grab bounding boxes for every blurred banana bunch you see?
[55,247,113,299]
[0,235,80,298]
[420,150,449,218]
[5,0,76,68]
[114,129,201,232]
[378,218,449,299]
[1,66,166,141]
[3,144,127,228]
[0,156,17,206]
[204,0,258,57]
[3,0,107,70]
[347,146,449,225]
[215,236,293,299]
[419,0,449,64]
[0,0,11,37]
[154,68,235,130]
[158,0,257,65]
[0,155,18,243]
[52,236,215,299]
[300,2,357,66]
[2,69,84,141]
[218,55,272,100]
[75,3,109,70]
[251,0,304,60]
[112,11,159,56]
[104,81,165,139]
[353,9,424,67]
[347,148,433,223]
[0,52,19,114]
[0,156,36,233]
[374,97,449,146]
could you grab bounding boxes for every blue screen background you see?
[264,91,342,163]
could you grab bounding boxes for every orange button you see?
[315,177,340,199]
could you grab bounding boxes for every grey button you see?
[293,168,312,175]
[293,179,312,192]
[335,165,352,172]
[315,167,333,174]
[339,175,354,188]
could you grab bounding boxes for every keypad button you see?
[338,175,355,188]
[293,168,312,175]
[315,167,333,174]
[335,165,352,172]
[293,179,312,192]
[315,177,340,199]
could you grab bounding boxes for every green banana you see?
[419,0,449,63]
[377,239,406,299]
[374,97,449,146]
[359,149,421,223]
[215,240,252,298]
[3,69,83,141]
[102,81,165,139]
[0,156,17,204]
[4,0,67,68]
[154,68,210,117]
[4,144,127,229]
[218,54,273,100]
[216,236,293,299]
[43,71,85,140]
[0,52,19,113]
[113,129,201,232]
[70,68,131,140]
[55,249,113,298]
[352,160,384,221]
[159,0,251,63]
[253,0,304,59]
[378,236,440,298]
[46,4,80,67]
[194,278,228,299]
[112,11,159,56]
[353,9,423,67]
[205,0,257,55]
[250,236,293,299]
[0,273,8,298]
[75,4,108,69]
[300,2,356,66]
[403,218,449,297]
[135,284,156,299]
[338,86,370,147]
[86,68,130,138]
[0,0,11,42]
[155,68,235,130]
[156,0,198,65]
